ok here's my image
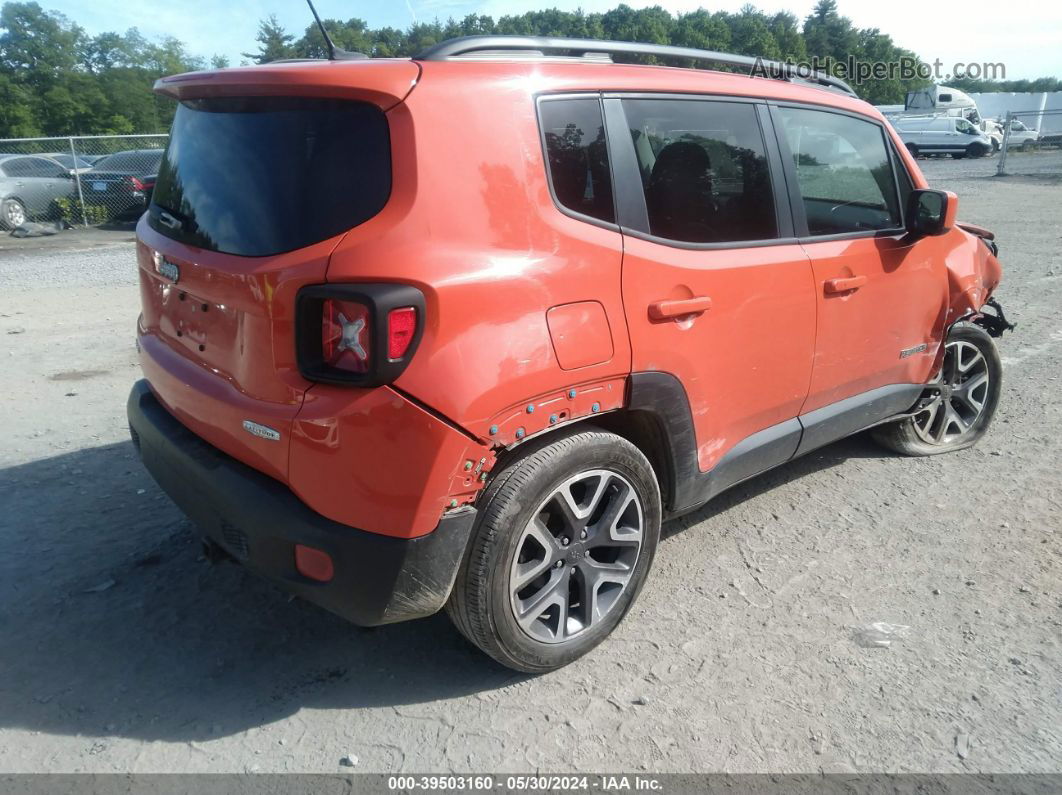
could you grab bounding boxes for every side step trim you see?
[628,373,922,515]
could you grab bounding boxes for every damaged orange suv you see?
[128,36,1012,672]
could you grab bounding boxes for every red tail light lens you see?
[296,284,425,387]
[128,176,146,191]
[321,299,371,374]
[387,307,417,360]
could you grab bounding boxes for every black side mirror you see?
[907,189,953,237]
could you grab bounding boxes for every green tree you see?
[242,15,293,63]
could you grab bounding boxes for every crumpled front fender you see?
[945,226,1003,324]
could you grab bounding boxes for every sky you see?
[42,0,1062,80]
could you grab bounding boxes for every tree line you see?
[1,0,1057,139]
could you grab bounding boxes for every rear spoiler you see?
[153,59,421,110]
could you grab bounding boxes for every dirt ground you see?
[0,151,1059,775]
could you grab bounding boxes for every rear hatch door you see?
[137,60,418,481]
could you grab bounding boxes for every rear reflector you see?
[387,306,417,359]
[294,544,334,583]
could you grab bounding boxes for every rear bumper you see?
[127,380,476,626]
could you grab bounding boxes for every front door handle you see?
[824,275,867,294]
[648,296,712,320]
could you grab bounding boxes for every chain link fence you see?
[996,109,1062,176]
[0,134,167,229]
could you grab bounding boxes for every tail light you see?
[128,176,146,191]
[296,284,425,387]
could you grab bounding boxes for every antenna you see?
[305,0,368,60]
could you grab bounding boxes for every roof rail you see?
[414,36,857,97]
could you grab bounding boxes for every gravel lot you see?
[0,151,1059,775]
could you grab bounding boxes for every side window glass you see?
[621,99,776,243]
[777,107,902,235]
[4,158,32,177]
[539,99,615,224]
[28,158,63,177]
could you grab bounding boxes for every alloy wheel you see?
[509,469,643,644]
[912,339,991,445]
[5,201,26,227]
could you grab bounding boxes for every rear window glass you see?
[149,97,390,257]
[539,98,615,224]
[94,151,163,172]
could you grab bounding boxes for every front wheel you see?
[447,428,661,673]
[1,198,27,230]
[872,325,1002,456]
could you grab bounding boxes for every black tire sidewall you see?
[471,430,661,672]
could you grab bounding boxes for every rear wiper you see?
[151,203,194,234]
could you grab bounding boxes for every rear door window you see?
[539,98,615,225]
[149,97,391,257]
[26,158,66,178]
[3,158,33,178]
[776,107,902,236]
[620,99,777,244]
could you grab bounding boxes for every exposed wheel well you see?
[591,410,674,511]
[488,410,677,514]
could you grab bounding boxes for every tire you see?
[952,151,966,159]
[1021,141,1034,152]
[1,197,27,230]
[447,427,662,673]
[905,143,919,158]
[871,324,1002,456]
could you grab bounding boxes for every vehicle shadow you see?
[0,442,522,744]
[0,432,893,743]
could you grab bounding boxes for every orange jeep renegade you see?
[128,36,1012,672]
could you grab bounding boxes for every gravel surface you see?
[0,156,1059,774]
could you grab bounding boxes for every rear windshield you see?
[94,150,163,172]
[148,97,390,257]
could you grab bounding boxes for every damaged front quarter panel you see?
[945,226,1002,321]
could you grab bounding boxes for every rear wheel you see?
[1,198,27,230]
[871,325,1002,456]
[447,428,661,673]
[1021,140,1034,152]
[905,143,919,158]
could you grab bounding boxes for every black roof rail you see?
[414,36,856,97]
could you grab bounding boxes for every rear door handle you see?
[824,275,867,294]
[648,296,712,320]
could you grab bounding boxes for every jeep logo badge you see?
[156,257,180,283]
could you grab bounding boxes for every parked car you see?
[128,36,1010,673]
[1003,119,1039,150]
[41,152,97,175]
[979,119,1004,152]
[85,149,163,218]
[0,154,75,229]
[893,115,994,158]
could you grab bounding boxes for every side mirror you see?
[907,189,957,237]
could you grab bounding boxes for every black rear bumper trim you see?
[126,380,476,626]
